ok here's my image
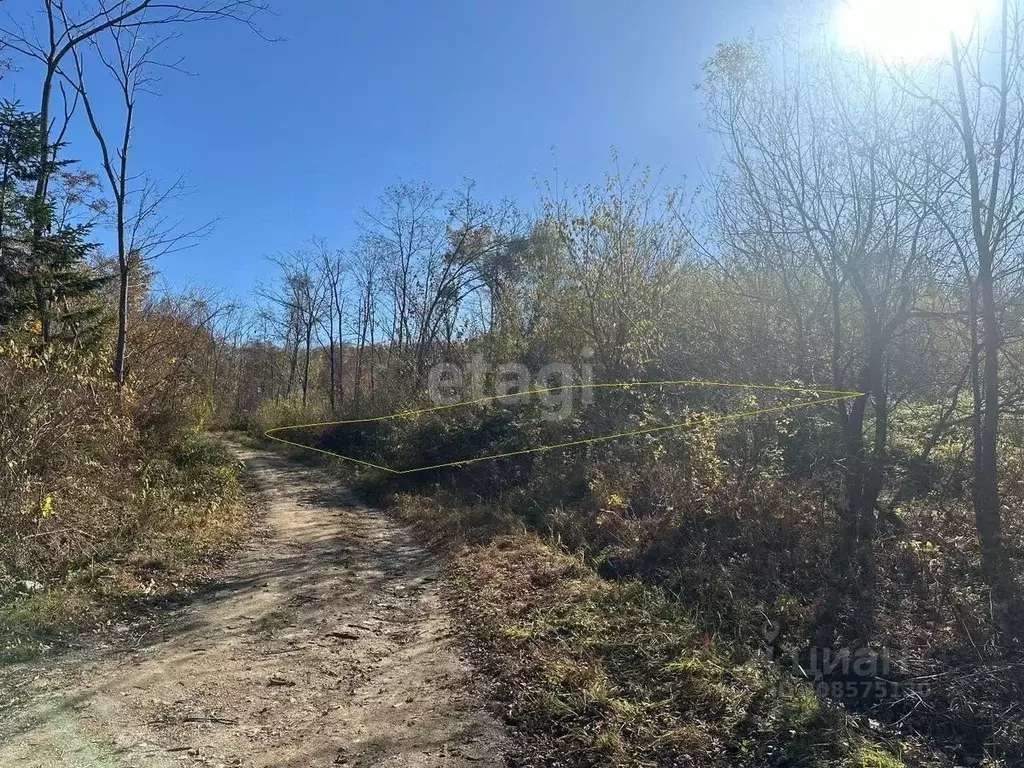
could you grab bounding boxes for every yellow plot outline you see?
[264,380,864,474]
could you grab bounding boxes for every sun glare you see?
[837,0,995,61]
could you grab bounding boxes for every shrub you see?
[0,333,249,656]
[244,395,325,439]
[0,335,131,583]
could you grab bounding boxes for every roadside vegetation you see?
[0,278,252,660]
[0,1,266,660]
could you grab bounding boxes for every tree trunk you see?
[114,263,130,388]
[837,336,886,587]
[337,312,345,410]
[976,255,1005,591]
[286,333,299,396]
[32,63,56,344]
[950,25,1009,602]
[856,337,887,583]
[301,322,313,408]
[327,338,336,413]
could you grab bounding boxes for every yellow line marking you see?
[264,380,863,474]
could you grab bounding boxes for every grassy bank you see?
[393,496,932,768]
[0,435,253,663]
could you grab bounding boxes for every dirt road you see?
[0,445,508,768]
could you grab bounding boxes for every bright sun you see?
[837,0,995,60]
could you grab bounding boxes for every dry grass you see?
[440,531,927,767]
[0,435,254,663]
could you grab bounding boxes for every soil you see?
[0,444,509,768]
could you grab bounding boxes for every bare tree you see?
[259,250,328,409]
[64,21,213,388]
[314,240,348,414]
[0,0,266,341]
[357,181,526,386]
[943,0,1024,604]
[359,183,445,360]
[351,243,381,406]
[703,38,943,588]
[881,0,1024,607]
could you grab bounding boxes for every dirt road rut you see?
[0,445,508,767]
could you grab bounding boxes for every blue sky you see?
[5,0,821,297]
